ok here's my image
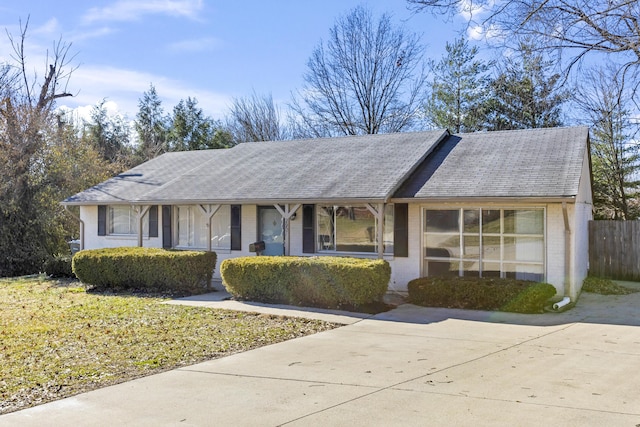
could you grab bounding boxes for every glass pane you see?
[482,236,501,260]
[110,206,137,234]
[504,210,544,234]
[210,205,231,249]
[482,210,501,234]
[504,237,544,262]
[427,261,457,277]
[462,234,480,259]
[504,264,544,282]
[335,206,375,252]
[259,207,284,256]
[425,210,459,233]
[461,259,480,277]
[383,204,394,254]
[463,210,480,233]
[425,234,459,258]
[481,262,501,278]
[177,206,192,246]
[317,206,334,251]
[194,209,207,248]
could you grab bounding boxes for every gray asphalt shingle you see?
[394,127,589,199]
[63,130,448,205]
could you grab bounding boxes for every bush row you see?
[73,247,216,295]
[408,276,556,313]
[220,256,390,307]
[44,255,74,278]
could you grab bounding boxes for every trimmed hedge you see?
[72,247,216,295]
[220,256,390,307]
[44,255,74,278]
[408,276,557,313]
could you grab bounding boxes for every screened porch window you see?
[423,208,545,281]
[175,205,231,250]
[317,205,393,254]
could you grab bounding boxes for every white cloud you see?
[61,64,231,119]
[33,18,61,36]
[467,23,501,41]
[457,0,491,22]
[82,0,204,24]
[167,37,222,53]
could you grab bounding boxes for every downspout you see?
[64,206,84,251]
[562,201,572,301]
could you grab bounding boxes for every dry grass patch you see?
[0,276,338,414]
[582,276,639,295]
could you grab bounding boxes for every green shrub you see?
[582,276,638,295]
[44,255,74,278]
[220,256,390,307]
[72,247,216,295]
[407,276,557,313]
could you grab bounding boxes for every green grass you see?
[0,276,338,414]
[582,276,639,295]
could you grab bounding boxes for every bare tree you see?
[291,5,428,136]
[0,18,77,276]
[227,91,287,142]
[408,0,640,92]
[574,66,640,219]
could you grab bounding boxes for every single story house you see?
[62,127,592,300]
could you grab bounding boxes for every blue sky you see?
[0,1,475,121]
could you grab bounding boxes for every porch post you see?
[274,204,301,256]
[135,205,151,247]
[366,203,385,259]
[198,204,221,252]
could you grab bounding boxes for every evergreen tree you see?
[134,84,168,161]
[425,38,491,133]
[83,100,132,164]
[168,97,233,150]
[485,43,567,131]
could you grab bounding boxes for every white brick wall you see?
[79,198,592,297]
[545,203,567,296]
[80,205,163,250]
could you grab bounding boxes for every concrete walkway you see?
[2,286,640,426]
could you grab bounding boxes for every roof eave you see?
[61,197,392,207]
[390,195,578,204]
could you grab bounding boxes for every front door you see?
[258,206,284,256]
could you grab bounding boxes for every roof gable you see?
[394,127,590,200]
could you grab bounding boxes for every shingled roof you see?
[63,130,448,205]
[393,126,590,200]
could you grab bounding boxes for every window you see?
[423,208,544,281]
[175,205,231,250]
[317,205,393,254]
[108,206,147,235]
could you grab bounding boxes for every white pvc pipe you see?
[553,296,571,311]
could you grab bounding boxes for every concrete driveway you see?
[1,289,639,426]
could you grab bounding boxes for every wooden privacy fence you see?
[589,220,640,280]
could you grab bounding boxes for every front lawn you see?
[0,276,338,414]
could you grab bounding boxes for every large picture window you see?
[423,208,545,281]
[317,205,393,254]
[175,205,231,250]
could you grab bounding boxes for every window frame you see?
[173,204,232,251]
[107,205,146,236]
[316,204,394,255]
[422,207,546,280]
